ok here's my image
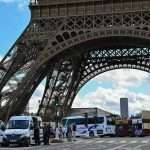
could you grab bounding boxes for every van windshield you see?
[7,120,29,129]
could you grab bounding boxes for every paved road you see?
[1,137,150,150]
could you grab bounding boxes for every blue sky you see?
[0,0,30,54]
[1,0,150,116]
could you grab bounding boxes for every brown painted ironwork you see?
[1,0,150,121]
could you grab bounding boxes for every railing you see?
[30,0,150,18]
[30,0,150,6]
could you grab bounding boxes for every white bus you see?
[61,115,116,137]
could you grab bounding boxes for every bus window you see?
[88,118,95,124]
[97,117,104,124]
[107,116,115,125]
[88,117,104,124]
[77,118,86,125]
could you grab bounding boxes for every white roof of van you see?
[9,116,33,121]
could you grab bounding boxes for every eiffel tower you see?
[1,0,150,121]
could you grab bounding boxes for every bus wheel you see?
[89,131,94,137]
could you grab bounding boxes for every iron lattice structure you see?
[1,0,150,120]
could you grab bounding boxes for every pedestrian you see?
[43,123,48,145]
[50,126,55,139]
[67,124,72,142]
[59,126,63,139]
[34,123,40,145]
[47,124,51,144]
[72,123,76,141]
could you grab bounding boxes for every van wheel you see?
[2,142,9,147]
[25,139,30,147]
[89,131,94,137]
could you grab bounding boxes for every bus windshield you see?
[62,119,67,126]
[66,118,85,126]
[7,120,29,129]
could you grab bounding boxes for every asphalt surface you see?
[0,137,150,150]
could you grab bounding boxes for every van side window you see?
[39,121,43,128]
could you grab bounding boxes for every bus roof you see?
[62,116,85,119]
[62,115,108,119]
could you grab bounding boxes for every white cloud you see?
[29,82,45,113]
[94,69,149,88]
[73,86,150,116]
[73,69,150,116]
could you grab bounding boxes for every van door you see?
[39,120,43,143]
[29,121,35,145]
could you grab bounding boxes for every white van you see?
[3,115,43,146]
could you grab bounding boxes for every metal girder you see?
[1,0,150,121]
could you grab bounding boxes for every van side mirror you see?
[30,124,34,130]
[1,125,5,131]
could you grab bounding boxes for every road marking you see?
[89,148,100,150]
[119,140,127,144]
[133,144,147,149]
[141,140,149,144]
[95,140,104,143]
[130,140,137,144]
[84,140,93,144]
[107,140,115,144]
[107,144,127,150]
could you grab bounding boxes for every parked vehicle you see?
[131,111,150,137]
[115,119,132,137]
[3,115,43,147]
[132,118,150,137]
[61,115,116,137]
[0,120,6,146]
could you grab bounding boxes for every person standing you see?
[59,126,63,140]
[43,123,48,145]
[43,123,51,145]
[67,124,72,142]
[34,124,40,145]
[72,123,76,141]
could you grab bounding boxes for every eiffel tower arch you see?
[1,0,150,121]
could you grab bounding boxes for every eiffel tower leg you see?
[37,54,85,121]
[0,64,48,121]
